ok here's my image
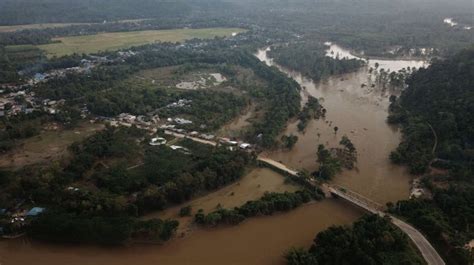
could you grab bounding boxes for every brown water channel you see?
[0,44,426,265]
[256,44,427,204]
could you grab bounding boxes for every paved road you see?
[391,216,446,265]
[164,130,217,146]
[329,186,445,265]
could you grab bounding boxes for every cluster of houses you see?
[108,112,161,129]
[166,99,192,108]
[161,127,253,152]
[168,117,193,125]
[0,88,68,118]
[0,207,45,237]
[219,137,253,150]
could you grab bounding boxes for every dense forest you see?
[0,0,234,25]
[268,42,365,81]
[388,47,473,175]
[195,190,324,226]
[388,47,474,265]
[285,215,425,265]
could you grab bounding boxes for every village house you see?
[149,137,167,146]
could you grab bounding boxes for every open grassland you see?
[37,27,246,57]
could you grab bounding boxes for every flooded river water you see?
[257,44,427,204]
[0,168,363,265]
[0,44,426,265]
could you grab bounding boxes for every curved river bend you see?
[0,44,426,265]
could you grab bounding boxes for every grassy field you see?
[36,27,245,57]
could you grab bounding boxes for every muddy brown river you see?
[0,44,426,265]
[257,44,427,204]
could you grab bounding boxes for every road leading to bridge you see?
[329,186,446,265]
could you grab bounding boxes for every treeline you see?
[297,96,325,132]
[228,51,301,147]
[389,186,474,265]
[268,41,365,81]
[195,190,322,226]
[29,211,179,244]
[0,0,236,26]
[0,112,46,152]
[285,215,425,265]
[388,47,474,175]
[315,144,342,180]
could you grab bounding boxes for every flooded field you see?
[0,167,363,265]
[257,45,427,204]
[0,199,363,265]
[144,167,299,235]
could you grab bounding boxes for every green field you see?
[36,28,246,57]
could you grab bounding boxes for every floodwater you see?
[0,43,424,265]
[0,170,363,265]
[144,167,299,235]
[256,44,427,204]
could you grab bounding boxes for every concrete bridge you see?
[257,157,446,265]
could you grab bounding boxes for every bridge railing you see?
[330,184,385,212]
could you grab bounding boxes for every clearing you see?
[34,27,245,57]
[0,122,104,169]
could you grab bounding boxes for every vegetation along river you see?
[0,44,427,265]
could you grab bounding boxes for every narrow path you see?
[164,130,217,146]
[427,123,438,156]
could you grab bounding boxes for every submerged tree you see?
[316,144,341,180]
